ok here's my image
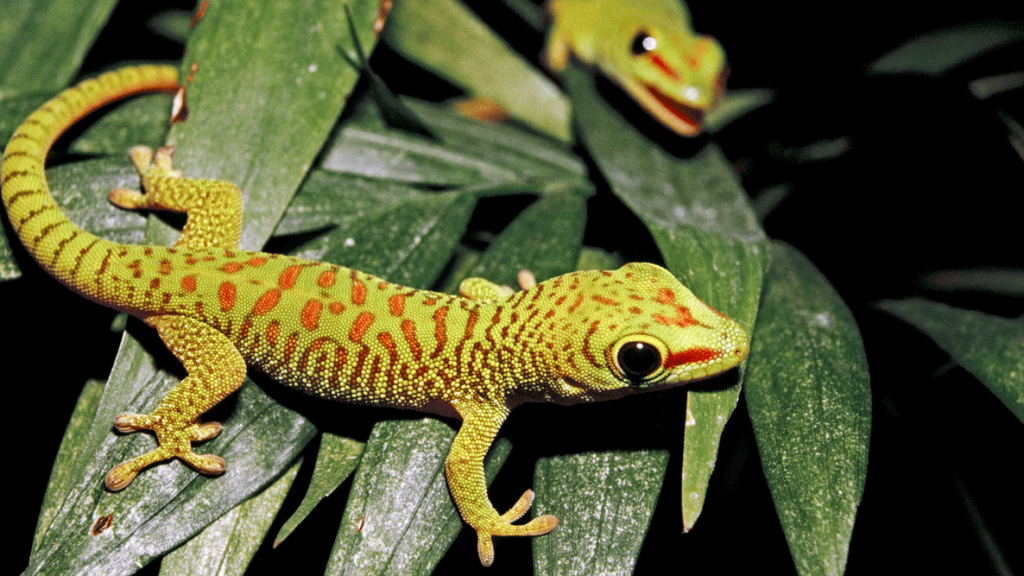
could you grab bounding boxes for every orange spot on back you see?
[247,257,267,267]
[301,300,323,330]
[329,301,345,315]
[159,260,172,275]
[253,288,281,315]
[378,332,397,355]
[222,262,243,273]
[279,265,302,289]
[592,295,620,306]
[389,293,406,316]
[318,270,336,288]
[352,278,367,305]
[350,312,374,342]
[182,275,197,292]
[219,282,236,311]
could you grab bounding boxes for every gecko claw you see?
[474,489,559,566]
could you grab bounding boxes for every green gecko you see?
[544,0,728,136]
[1,65,749,566]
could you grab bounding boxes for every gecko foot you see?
[476,489,559,566]
[105,412,227,491]
[108,145,182,210]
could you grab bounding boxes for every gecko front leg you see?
[446,400,558,566]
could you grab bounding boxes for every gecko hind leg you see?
[108,145,243,249]
[105,314,246,491]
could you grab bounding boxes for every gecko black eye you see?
[617,341,662,382]
[630,31,656,56]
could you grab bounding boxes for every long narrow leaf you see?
[383,0,571,142]
[877,298,1024,424]
[0,0,118,90]
[745,242,871,576]
[159,460,304,576]
[326,420,512,575]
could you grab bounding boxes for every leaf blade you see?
[745,242,871,576]
[877,298,1024,423]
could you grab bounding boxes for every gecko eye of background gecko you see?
[630,32,657,56]
[617,341,661,381]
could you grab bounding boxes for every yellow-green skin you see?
[1,66,748,566]
[545,0,728,136]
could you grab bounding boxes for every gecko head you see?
[545,263,748,403]
[603,3,727,136]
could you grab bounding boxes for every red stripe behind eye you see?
[665,347,720,368]
[648,53,680,81]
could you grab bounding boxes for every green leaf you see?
[576,246,622,272]
[877,298,1024,424]
[870,22,1024,76]
[165,0,378,251]
[705,89,775,133]
[306,187,478,287]
[274,169,451,237]
[31,379,105,556]
[322,98,589,190]
[679,388,741,530]
[274,435,365,547]
[745,242,871,576]
[326,419,512,574]
[0,0,118,91]
[24,347,316,576]
[69,94,174,154]
[159,459,304,576]
[533,451,669,575]
[562,64,767,531]
[383,0,572,142]
[0,92,52,145]
[445,190,588,290]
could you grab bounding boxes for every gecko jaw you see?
[643,85,705,135]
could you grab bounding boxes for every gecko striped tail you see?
[1,65,179,292]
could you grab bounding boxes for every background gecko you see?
[1,65,749,566]
[544,0,728,136]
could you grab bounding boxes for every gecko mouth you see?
[644,86,705,134]
[629,66,729,137]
